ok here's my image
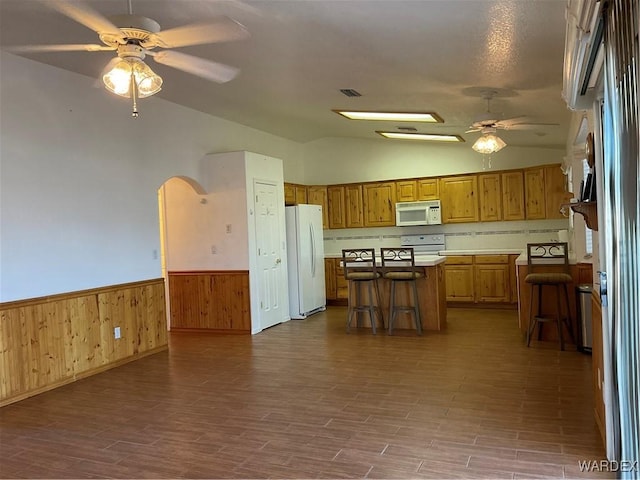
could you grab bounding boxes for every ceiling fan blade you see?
[465,127,482,133]
[5,43,116,53]
[149,50,239,83]
[500,122,561,131]
[40,0,122,37]
[152,16,250,48]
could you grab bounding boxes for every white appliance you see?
[400,234,446,255]
[395,200,442,226]
[285,204,326,319]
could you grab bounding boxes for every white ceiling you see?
[0,0,572,148]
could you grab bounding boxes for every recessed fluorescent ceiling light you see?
[334,110,444,123]
[376,131,464,142]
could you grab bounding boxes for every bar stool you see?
[341,248,384,334]
[380,247,423,336]
[525,242,575,350]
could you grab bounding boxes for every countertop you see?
[329,255,446,267]
[438,249,524,256]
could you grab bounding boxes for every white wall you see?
[0,53,301,302]
[300,137,566,184]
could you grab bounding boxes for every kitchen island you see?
[515,252,593,342]
[340,255,447,332]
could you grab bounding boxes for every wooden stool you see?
[342,248,384,334]
[525,243,575,350]
[380,247,423,336]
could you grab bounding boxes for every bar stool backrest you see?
[341,248,377,279]
[380,247,417,273]
[526,243,570,274]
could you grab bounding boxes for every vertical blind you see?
[601,0,640,475]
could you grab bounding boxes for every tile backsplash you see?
[323,219,570,255]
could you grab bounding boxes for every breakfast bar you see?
[343,255,447,332]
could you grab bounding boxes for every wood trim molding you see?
[168,270,249,275]
[0,278,164,309]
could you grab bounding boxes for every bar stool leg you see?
[367,281,377,335]
[562,283,576,344]
[373,278,384,329]
[555,284,565,351]
[527,284,536,347]
[411,279,422,335]
[388,280,396,335]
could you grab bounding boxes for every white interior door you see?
[254,181,284,330]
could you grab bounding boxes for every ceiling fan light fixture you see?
[103,57,162,98]
[335,110,444,123]
[472,133,506,154]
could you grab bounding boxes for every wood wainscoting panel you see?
[168,271,251,333]
[0,279,167,407]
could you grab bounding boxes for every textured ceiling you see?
[0,0,572,148]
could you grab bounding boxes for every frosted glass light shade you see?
[103,58,162,98]
[472,133,506,154]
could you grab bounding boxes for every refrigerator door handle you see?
[310,223,316,276]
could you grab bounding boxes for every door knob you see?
[275,258,282,264]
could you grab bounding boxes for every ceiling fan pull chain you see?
[127,0,133,15]
[130,73,139,118]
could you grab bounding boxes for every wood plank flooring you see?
[0,307,611,479]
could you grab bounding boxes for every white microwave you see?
[395,200,442,226]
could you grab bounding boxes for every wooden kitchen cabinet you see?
[444,256,475,302]
[525,167,546,220]
[324,258,337,300]
[307,185,329,228]
[544,165,568,219]
[327,186,346,229]
[439,175,479,223]
[396,180,417,202]
[501,171,526,221]
[284,183,307,205]
[417,178,440,200]
[474,255,510,303]
[363,182,397,227]
[478,173,502,222]
[345,184,365,228]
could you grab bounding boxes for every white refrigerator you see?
[285,204,326,319]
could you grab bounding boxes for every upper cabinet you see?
[478,173,502,222]
[417,178,440,200]
[501,171,526,221]
[307,185,329,228]
[524,167,546,220]
[327,186,346,229]
[544,165,568,219]
[525,165,568,220]
[439,175,479,223]
[284,183,307,206]
[345,184,365,228]
[396,180,418,202]
[287,163,564,229]
[363,182,396,227]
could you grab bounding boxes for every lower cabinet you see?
[444,256,475,302]
[444,254,517,305]
[474,255,510,303]
[325,258,348,302]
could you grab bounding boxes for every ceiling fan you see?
[7,0,250,116]
[466,90,559,155]
[466,90,559,134]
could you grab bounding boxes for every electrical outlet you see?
[211,245,217,254]
[226,224,232,234]
[152,249,158,260]
[114,326,121,339]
